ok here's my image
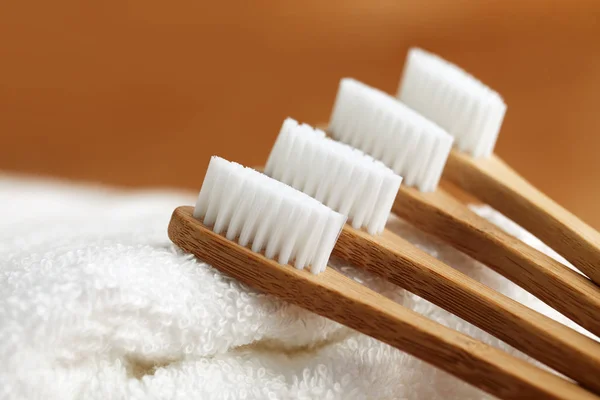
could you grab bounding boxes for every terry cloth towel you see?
[0,175,591,400]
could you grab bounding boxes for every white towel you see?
[0,175,587,400]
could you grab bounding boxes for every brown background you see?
[1,1,600,227]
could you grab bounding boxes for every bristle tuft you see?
[267,119,402,234]
[398,48,507,158]
[194,156,346,274]
[328,78,453,192]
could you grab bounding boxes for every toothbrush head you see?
[266,118,402,235]
[398,48,507,158]
[329,78,454,192]
[193,156,346,274]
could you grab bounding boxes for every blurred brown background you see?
[1,1,599,227]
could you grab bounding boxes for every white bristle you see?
[328,78,453,192]
[193,156,346,274]
[398,48,507,158]
[266,118,403,235]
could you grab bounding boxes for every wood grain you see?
[393,185,600,338]
[317,126,600,340]
[334,220,600,393]
[443,150,600,286]
[256,160,600,389]
[168,205,600,400]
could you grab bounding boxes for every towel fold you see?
[0,175,586,399]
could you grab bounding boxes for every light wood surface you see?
[334,218,600,393]
[393,185,600,337]
[168,205,599,400]
[444,150,600,285]
[254,161,600,388]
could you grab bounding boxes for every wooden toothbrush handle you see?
[444,149,600,285]
[393,185,600,337]
[336,218,600,394]
[168,206,598,400]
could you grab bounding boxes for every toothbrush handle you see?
[444,149,600,286]
[168,206,597,400]
[394,184,600,336]
[337,219,600,393]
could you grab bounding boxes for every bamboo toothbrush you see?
[326,77,600,339]
[397,47,600,285]
[265,117,600,393]
[168,156,599,400]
